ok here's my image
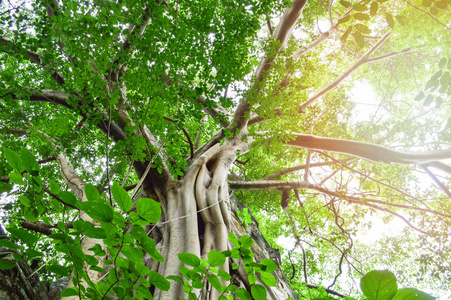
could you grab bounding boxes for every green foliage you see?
[174,233,279,300]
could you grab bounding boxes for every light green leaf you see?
[121,245,143,263]
[136,198,161,223]
[235,288,252,300]
[353,3,368,11]
[392,288,436,300]
[208,250,226,267]
[260,272,277,287]
[361,270,398,300]
[207,274,222,291]
[3,148,23,173]
[251,284,267,299]
[111,182,132,212]
[386,13,394,28]
[149,270,171,291]
[20,148,39,175]
[261,259,278,272]
[78,201,114,223]
[178,253,200,267]
[84,183,99,201]
[354,31,366,48]
[370,2,378,15]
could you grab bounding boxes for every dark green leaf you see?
[7,228,38,245]
[60,287,79,297]
[59,191,77,205]
[422,0,432,7]
[341,26,353,41]
[360,270,398,300]
[47,264,70,276]
[84,228,107,239]
[111,182,132,213]
[435,1,448,9]
[0,239,21,250]
[429,6,438,15]
[0,259,16,270]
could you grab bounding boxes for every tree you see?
[0,0,450,298]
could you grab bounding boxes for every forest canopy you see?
[0,0,451,299]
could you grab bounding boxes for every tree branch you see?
[1,37,66,85]
[284,133,451,164]
[262,158,353,180]
[5,89,72,109]
[228,180,310,190]
[421,165,451,199]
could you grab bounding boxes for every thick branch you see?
[5,89,72,109]
[284,134,451,164]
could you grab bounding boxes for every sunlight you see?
[350,81,380,122]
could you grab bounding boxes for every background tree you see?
[0,0,450,299]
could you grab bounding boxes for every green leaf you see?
[260,272,277,287]
[83,228,107,239]
[251,284,267,299]
[136,197,161,223]
[20,148,39,175]
[178,253,200,267]
[435,1,448,9]
[360,270,398,300]
[385,14,394,28]
[354,13,370,21]
[9,172,26,185]
[59,191,77,205]
[356,24,371,34]
[47,264,70,276]
[414,91,425,101]
[248,273,257,284]
[392,288,436,300]
[141,237,164,262]
[395,15,407,26]
[341,26,353,41]
[0,239,21,250]
[208,250,226,267]
[354,31,366,48]
[0,259,16,270]
[339,0,351,7]
[207,274,222,291]
[121,245,143,263]
[422,0,432,7]
[423,94,434,106]
[261,259,278,272]
[60,287,79,297]
[370,2,378,15]
[3,148,23,173]
[111,182,132,212]
[338,15,351,24]
[353,3,368,11]
[149,270,171,291]
[7,228,38,245]
[84,183,99,201]
[167,275,183,283]
[218,269,232,281]
[134,284,153,299]
[78,201,114,223]
[18,195,32,207]
[239,235,253,249]
[235,288,252,300]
